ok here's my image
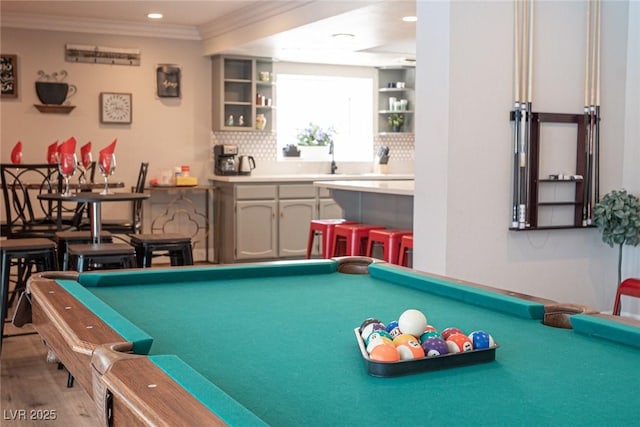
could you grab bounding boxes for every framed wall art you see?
[100,92,132,124]
[156,64,181,98]
[1,54,18,98]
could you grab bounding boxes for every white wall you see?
[415,0,639,314]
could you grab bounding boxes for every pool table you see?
[20,258,640,426]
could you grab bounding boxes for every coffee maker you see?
[214,144,238,175]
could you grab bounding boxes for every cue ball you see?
[369,343,400,362]
[446,333,473,353]
[398,309,427,337]
[468,330,495,349]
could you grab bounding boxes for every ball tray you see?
[354,328,498,377]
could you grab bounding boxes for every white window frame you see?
[274,63,375,162]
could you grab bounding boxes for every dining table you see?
[37,192,149,244]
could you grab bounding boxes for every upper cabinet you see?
[212,55,275,132]
[377,66,415,134]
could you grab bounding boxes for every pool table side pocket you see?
[26,277,133,393]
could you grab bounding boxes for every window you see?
[276,73,373,161]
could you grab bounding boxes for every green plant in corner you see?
[388,113,404,132]
[592,189,640,289]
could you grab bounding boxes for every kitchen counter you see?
[314,179,414,229]
[313,179,414,196]
[208,173,413,183]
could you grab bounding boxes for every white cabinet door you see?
[235,200,277,260]
[279,199,316,257]
[319,198,344,220]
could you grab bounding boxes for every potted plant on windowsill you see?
[388,113,404,132]
[296,123,335,160]
[593,189,640,292]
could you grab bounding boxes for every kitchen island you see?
[208,174,413,263]
[314,179,414,229]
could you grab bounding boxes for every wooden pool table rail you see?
[91,343,227,427]
[26,272,126,392]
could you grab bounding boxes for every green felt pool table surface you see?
[31,259,640,426]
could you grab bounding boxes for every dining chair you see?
[0,163,70,239]
[99,162,149,236]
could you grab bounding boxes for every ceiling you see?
[0,1,416,67]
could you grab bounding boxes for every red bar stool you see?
[306,219,356,259]
[329,224,385,258]
[612,278,640,315]
[398,234,414,267]
[366,230,413,264]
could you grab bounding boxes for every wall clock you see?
[100,92,132,124]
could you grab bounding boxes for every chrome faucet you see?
[329,141,338,174]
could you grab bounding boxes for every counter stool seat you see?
[366,229,413,264]
[306,219,357,259]
[612,278,640,316]
[329,224,385,258]
[55,230,113,270]
[67,243,136,272]
[1,238,57,354]
[129,233,194,268]
[398,234,414,267]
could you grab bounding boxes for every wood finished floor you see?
[1,317,99,426]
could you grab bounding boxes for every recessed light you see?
[331,33,355,38]
[147,12,163,19]
[402,16,417,22]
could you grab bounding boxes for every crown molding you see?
[197,1,308,40]
[1,12,201,40]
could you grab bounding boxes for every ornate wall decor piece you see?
[65,44,141,66]
[156,64,181,98]
[1,54,18,98]
[35,70,77,105]
[100,92,132,124]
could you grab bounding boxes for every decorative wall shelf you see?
[34,104,75,114]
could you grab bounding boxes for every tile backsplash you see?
[210,131,414,175]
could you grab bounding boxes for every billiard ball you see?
[396,340,425,360]
[446,333,473,353]
[421,337,449,357]
[468,330,495,349]
[419,330,441,344]
[392,333,419,347]
[386,320,401,338]
[369,343,400,362]
[441,327,465,340]
[365,330,393,347]
[366,336,393,354]
[424,325,438,333]
[360,318,382,331]
[371,323,387,333]
[360,320,386,341]
[398,309,427,337]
